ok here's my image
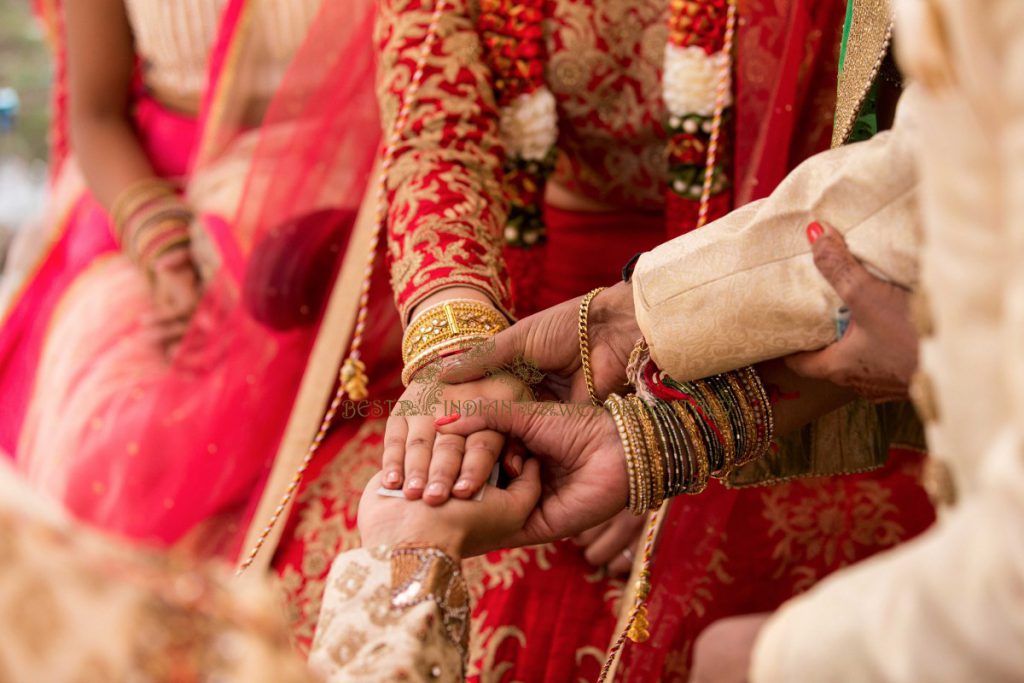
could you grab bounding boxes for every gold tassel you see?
[627,572,652,642]
[341,356,369,400]
[627,604,650,643]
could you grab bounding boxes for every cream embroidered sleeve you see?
[308,546,469,683]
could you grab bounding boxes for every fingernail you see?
[453,479,472,492]
[434,413,460,427]
[426,482,445,497]
[406,477,424,491]
[384,470,402,486]
[806,221,824,244]
[502,455,522,478]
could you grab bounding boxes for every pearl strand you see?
[236,0,449,575]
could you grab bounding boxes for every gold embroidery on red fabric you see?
[277,419,386,650]
[466,610,528,682]
[378,0,512,319]
[547,0,669,208]
[761,479,905,592]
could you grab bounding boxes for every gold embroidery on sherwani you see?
[832,0,894,147]
[277,419,385,649]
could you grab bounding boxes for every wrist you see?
[363,526,465,563]
[590,281,640,336]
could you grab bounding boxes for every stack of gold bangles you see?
[110,177,193,273]
[605,366,774,514]
[402,299,510,386]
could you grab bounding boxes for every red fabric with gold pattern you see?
[269,258,404,653]
[614,450,934,681]
[377,0,513,320]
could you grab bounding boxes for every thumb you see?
[784,343,846,383]
[501,458,542,519]
[439,324,527,383]
[810,225,873,311]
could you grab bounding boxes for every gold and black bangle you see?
[606,367,776,513]
[650,399,686,498]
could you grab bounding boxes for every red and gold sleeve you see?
[376,0,513,322]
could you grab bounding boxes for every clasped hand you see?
[377,283,643,569]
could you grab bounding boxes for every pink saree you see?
[4,0,393,556]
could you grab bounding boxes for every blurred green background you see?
[0,0,52,163]
[0,0,51,238]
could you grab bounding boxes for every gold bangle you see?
[622,394,653,512]
[605,394,640,513]
[401,334,493,386]
[631,395,664,508]
[673,400,709,494]
[578,287,606,406]
[130,211,192,264]
[403,299,508,365]
[110,178,178,241]
[697,378,735,475]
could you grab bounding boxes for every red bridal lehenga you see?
[376,1,935,680]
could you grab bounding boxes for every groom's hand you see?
[436,400,630,547]
[441,282,642,403]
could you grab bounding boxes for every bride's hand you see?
[359,459,542,559]
[440,282,641,402]
[574,509,645,575]
[380,367,532,505]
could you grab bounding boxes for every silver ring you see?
[621,548,634,563]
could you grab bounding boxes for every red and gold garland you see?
[478,0,737,242]
[478,0,557,247]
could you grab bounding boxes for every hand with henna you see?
[785,223,919,402]
[441,282,641,403]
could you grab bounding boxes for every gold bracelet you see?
[110,178,178,241]
[401,334,493,387]
[605,394,640,513]
[403,299,508,365]
[578,287,606,406]
[632,395,665,508]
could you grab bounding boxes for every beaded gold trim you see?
[391,544,470,660]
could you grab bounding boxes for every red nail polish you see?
[806,222,824,244]
[434,413,460,427]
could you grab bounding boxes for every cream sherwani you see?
[749,0,1024,679]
